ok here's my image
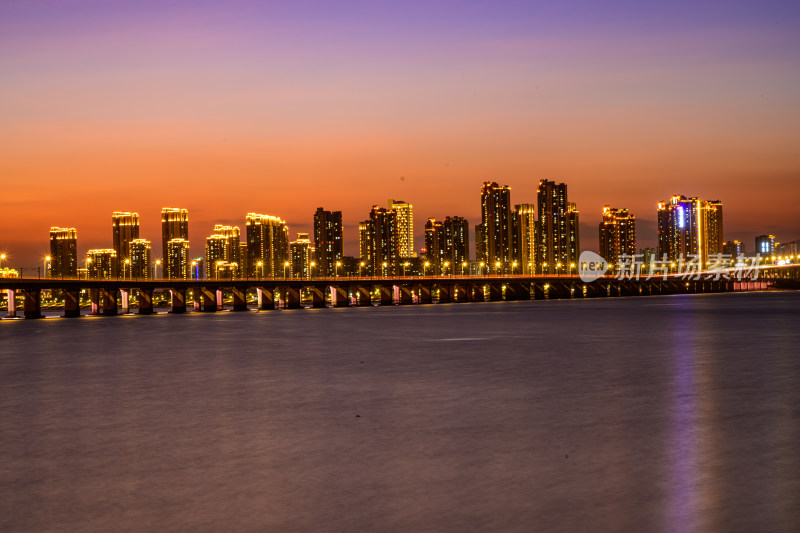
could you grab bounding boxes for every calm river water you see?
[1,291,799,532]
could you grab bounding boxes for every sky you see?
[1,0,799,266]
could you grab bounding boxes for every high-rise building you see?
[443,216,470,270]
[475,223,486,263]
[388,199,415,258]
[722,240,743,257]
[359,221,370,272]
[161,207,189,264]
[657,196,722,266]
[424,218,444,272]
[205,225,241,278]
[166,238,190,279]
[775,240,798,258]
[705,201,723,256]
[536,180,579,273]
[129,239,151,279]
[245,213,289,277]
[112,211,140,272]
[478,182,512,272]
[313,208,343,277]
[87,249,117,279]
[365,206,398,275]
[49,227,78,278]
[755,234,775,256]
[290,233,313,277]
[599,206,637,267]
[513,204,536,274]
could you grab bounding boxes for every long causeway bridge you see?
[2,269,795,319]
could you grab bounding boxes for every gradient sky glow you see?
[2,0,799,265]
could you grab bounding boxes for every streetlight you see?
[462,261,468,276]
[495,261,501,275]
[527,262,532,275]
[403,262,409,276]
[310,261,316,278]
[382,261,388,277]
[125,258,131,280]
[480,261,485,275]
[155,259,162,279]
[443,261,449,276]
[44,256,51,278]
[556,262,562,276]
[283,261,289,279]
[570,263,575,276]
[359,261,365,277]
[424,261,430,276]
[512,261,518,275]
[257,260,263,278]
[543,262,548,275]
[0,253,6,270]
[191,260,197,280]
[335,261,342,277]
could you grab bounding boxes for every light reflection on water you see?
[1,292,799,532]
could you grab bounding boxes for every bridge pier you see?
[308,287,326,308]
[88,288,100,315]
[469,284,485,302]
[279,286,302,309]
[231,287,248,311]
[197,287,218,312]
[64,289,81,317]
[138,289,154,314]
[170,288,187,313]
[330,286,350,307]
[375,285,393,306]
[21,289,43,319]
[350,286,370,306]
[436,285,452,303]
[487,284,502,301]
[394,285,413,305]
[256,287,274,310]
[120,289,130,314]
[6,289,16,318]
[414,284,432,304]
[101,288,118,316]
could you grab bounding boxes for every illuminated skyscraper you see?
[477,182,512,271]
[245,213,289,277]
[358,221,370,269]
[129,238,151,279]
[425,216,470,274]
[112,211,140,272]
[205,225,241,278]
[657,195,722,266]
[313,208,343,277]
[755,234,775,256]
[513,204,536,274]
[166,238,190,279]
[87,249,117,279]
[49,227,78,278]
[705,200,723,256]
[536,180,579,273]
[599,206,637,267]
[290,233,313,277]
[161,207,189,263]
[365,206,398,275]
[722,240,743,257]
[388,199,415,258]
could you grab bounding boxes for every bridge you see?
[2,267,796,319]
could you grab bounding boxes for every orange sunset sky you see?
[1,0,799,266]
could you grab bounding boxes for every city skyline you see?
[2,1,799,265]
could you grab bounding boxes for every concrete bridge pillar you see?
[89,288,100,315]
[138,289,154,315]
[308,287,326,308]
[198,287,218,312]
[533,283,546,300]
[120,289,130,314]
[351,285,371,306]
[21,289,43,319]
[414,285,432,304]
[436,285,452,303]
[330,286,350,307]
[101,288,118,316]
[453,285,467,302]
[279,286,302,309]
[231,287,248,311]
[469,284,485,302]
[64,289,81,318]
[487,283,502,301]
[170,288,187,313]
[511,283,532,300]
[6,289,16,318]
[394,285,413,305]
[376,285,393,306]
[216,289,224,310]
[257,287,274,310]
